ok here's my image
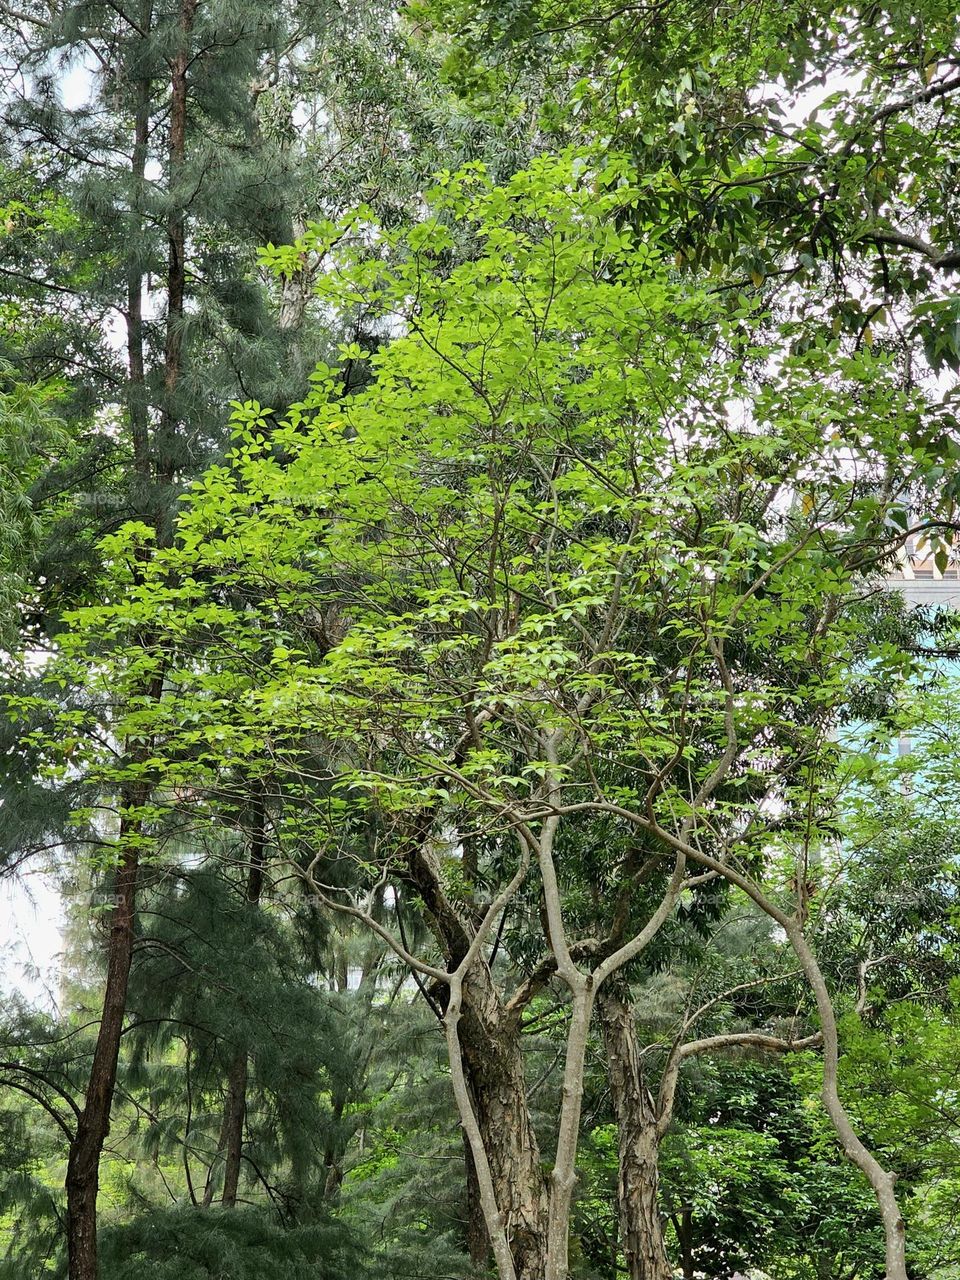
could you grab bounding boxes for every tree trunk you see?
[219,1051,249,1208]
[126,3,153,487]
[65,28,165,1257]
[457,961,550,1280]
[676,1208,694,1280]
[203,786,266,1208]
[400,830,550,1279]
[201,1047,247,1210]
[596,986,673,1280]
[463,1128,491,1268]
[323,1095,347,1198]
[668,842,909,1280]
[66,29,164,1259]
[65,634,165,1278]
[277,216,315,335]
[65,798,146,1280]
[158,0,198,488]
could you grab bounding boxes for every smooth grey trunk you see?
[303,852,552,1280]
[648,830,909,1280]
[544,984,594,1280]
[463,1129,491,1267]
[390,820,552,1280]
[783,917,906,1280]
[531,740,688,1280]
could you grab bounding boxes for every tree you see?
[34,148,952,1279]
[429,0,960,332]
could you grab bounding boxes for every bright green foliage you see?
[789,997,960,1280]
[426,0,960,400]
[0,1091,63,1279]
[46,150,939,851]
[662,1057,888,1280]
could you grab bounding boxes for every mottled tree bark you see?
[596,986,673,1280]
[397,827,550,1280]
[456,962,550,1280]
[311,746,685,1280]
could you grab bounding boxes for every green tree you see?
[35,149,951,1279]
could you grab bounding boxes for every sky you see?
[1,866,65,1012]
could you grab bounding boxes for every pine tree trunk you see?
[323,1096,347,1198]
[67,31,162,1263]
[596,986,673,1280]
[126,3,152,484]
[219,1051,249,1207]
[65,803,145,1280]
[64,12,164,1247]
[203,787,266,1208]
[159,0,198,486]
[67,37,160,1260]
